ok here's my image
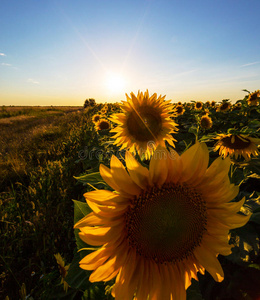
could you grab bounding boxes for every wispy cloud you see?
[1,63,12,66]
[0,52,6,56]
[240,61,260,67]
[27,78,40,84]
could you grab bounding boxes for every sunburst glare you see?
[105,72,126,95]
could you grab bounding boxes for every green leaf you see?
[74,172,107,186]
[73,200,93,253]
[65,251,91,291]
[73,200,91,224]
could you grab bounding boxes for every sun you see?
[105,72,126,94]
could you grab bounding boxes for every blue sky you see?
[1,0,260,105]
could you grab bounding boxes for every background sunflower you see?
[214,134,260,160]
[110,90,178,158]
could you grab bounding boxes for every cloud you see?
[1,63,12,66]
[0,53,6,56]
[27,78,40,84]
[240,61,260,67]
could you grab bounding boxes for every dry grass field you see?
[0,106,82,192]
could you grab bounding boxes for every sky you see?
[1,0,260,106]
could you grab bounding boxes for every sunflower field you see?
[1,90,260,300]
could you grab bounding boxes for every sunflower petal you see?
[113,251,140,300]
[180,142,208,183]
[194,245,224,282]
[84,190,128,205]
[125,151,150,189]
[80,247,111,270]
[166,149,182,183]
[79,225,122,246]
[149,146,168,186]
[110,155,141,195]
[89,255,118,282]
[100,164,121,192]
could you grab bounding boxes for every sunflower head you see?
[247,90,260,106]
[75,142,251,299]
[211,100,216,107]
[205,101,211,107]
[177,101,182,105]
[200,114,213,129]
[232,103,242,111]
[175,104,185,116]
[92,114,101,123]
[194,101,203,110]
[95,119,111,131]
[217,101,231,112]
[54,253,70,292]
[110,90,178,159]
[214,133,260,160]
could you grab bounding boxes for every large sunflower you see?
[214,134,260,160]
[75,142,250,299]
[110,90,178,159]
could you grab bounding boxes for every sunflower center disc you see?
[125,183,207,264]
[126,106,162,142]
[222,135,251,150]
[99,121,110,130]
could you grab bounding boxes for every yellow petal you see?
[220,212,252,229]
[134,259,149,300]
[74,212,123,228]
[149,146,168,187]
[74,213,101,228]
[166,149,183,183]
[148,262,161,300]
[84,190,128,205]
[89,255,118,282]
[86,200,128,218]
[205,156,231,180]
[168,265,186,300]
[79,225,122,246]
[202,234,232,256]
[80,247,111,270]
[113,250,139,300]
[89,243,129,283]
[125,151,150,189]
[208,198,245,215]
[100,164,121,192]
[110,155,141,195]
[203,184,239,205]
[194,245,224,282]
[180,142,208,183]
[186,142,209,186]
